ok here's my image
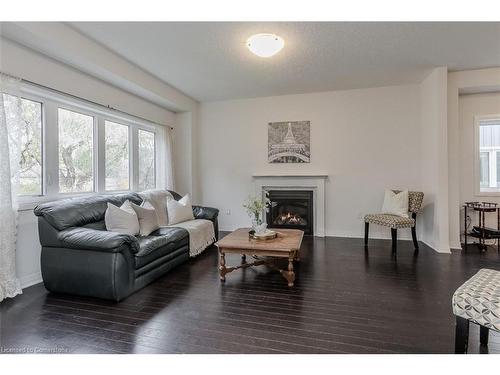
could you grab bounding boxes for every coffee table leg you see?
[281,254,295,287]
[219,249,227,282]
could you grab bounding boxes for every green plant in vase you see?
[243,192,271,234]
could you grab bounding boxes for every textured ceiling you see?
[70,22,500,102]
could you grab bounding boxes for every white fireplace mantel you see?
[252,174,328,237]
[252,173,328,178]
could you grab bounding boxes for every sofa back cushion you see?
[34,193,143,231]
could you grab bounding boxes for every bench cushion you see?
[364,214,415,228]
[134,227,189,269]
[452,268,500,332]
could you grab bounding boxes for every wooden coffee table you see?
[215,228,304,287]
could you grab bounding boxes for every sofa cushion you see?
[139,189,173,226]
[82,220,106,231]
[167,194,195,225]
[105,200,140,235]
[131,201,160,236]
[134,227,189,269]
[34,193,143,231]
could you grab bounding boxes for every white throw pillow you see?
[131,201,160,236]
[167,194,195,225]
[381,189,409,218]
[104,200,140,235]
[138,189,173,227]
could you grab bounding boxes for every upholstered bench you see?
[452,268,500,353]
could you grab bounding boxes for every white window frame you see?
[4,82,165,210]
[474,114,500,196]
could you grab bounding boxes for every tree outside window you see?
[3,94,42,195]
[138,129,155,190]
[58,108,94,193]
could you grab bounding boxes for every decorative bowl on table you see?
[249,229,278,241]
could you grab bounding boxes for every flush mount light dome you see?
[246,33,285,58]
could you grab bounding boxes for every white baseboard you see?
[219,227,444,252]
[19,272,42,289]
[420,238,439,253]
[325,231,413,241]
[449,241,463,250]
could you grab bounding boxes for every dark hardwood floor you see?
[1,234,500,354]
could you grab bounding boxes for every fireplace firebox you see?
[266,190,313,235]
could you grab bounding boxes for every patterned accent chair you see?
[453,268,500,353]
[364,190,424,253]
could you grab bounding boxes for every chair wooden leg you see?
[411,226,419,251]
[411,213,419,252]
[391,228,397,253]
[364,222,369,246]
[480,326,489,346]
[455,316,469,354]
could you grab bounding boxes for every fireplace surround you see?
[252,174,327,237]
[267,190,314,235]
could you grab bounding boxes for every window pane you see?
[3,94,42,195]
[138,129,155,190]
[105,121,129,191]
[480,152,489,188]
[479,119,500,191]
[58,108,94,193]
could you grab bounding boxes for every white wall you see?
[198,84,424,241]
[0,38,194,288]
[419,67,449,252]
[459,92,500,230]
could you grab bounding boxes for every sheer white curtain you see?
[0,73,23,302]
[164,126,175,191]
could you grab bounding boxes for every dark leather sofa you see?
[33,190,219,301]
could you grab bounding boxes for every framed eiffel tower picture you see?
[268,121,310,163]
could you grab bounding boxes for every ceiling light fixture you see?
[246,33,285,58]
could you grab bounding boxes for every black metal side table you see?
[463,202,500,252]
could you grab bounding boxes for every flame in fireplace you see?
[274,212,307,226]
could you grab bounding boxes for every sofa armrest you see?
[192,205,219,240]
[57,227,139,254]
[192,206,219,221]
